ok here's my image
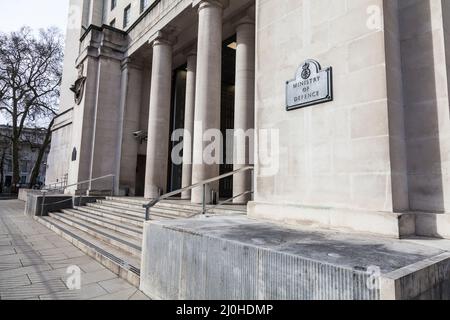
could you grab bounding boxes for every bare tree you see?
[0,27,63,192]
[27,119,54,188]
[0,147,6,193]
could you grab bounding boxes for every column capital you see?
[121,58,131,71]
[230,5,255,29]
[193,0,229,11]
[148,29,177,47]
[121,57,143,70]
[183,45,197,58]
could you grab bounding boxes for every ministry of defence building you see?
[43,0,450,299]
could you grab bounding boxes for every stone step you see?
[103,197,246,216]
[88,202,183,220]
[87,202,145,218]
[74,206,144,228]
[105,197,247,213]
[157,201,247,215]
[104,197,149,206]
[48,212,142,257]
[35,216,140,287]
[95,200,197,219]
[149,206,197,218]
[97,199,148,212]
[61,208,142,240]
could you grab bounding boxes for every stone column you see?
[117,59,143,196]
[181,52,197,199]
[191,0,224,204]
[144,34,173,199]
[114,59,130,195]
[233,18,255,203]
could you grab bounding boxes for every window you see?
[140,0,149,13]
[110,19,116,28]
[123,5,131,28]
[5,159,12,172]
[5,176,12,187]
[20,160,29,173]
[20,176,26,184]
[111,0,117,10]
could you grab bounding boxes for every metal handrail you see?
[39,174,116,216]
[143,166,254,220]
[42,174,115,192]
[43,174,68,191]
[203,190,254,215]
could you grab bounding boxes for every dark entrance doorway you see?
[167,67,187,193]
[166,36,237,198]
[220,36,236,199]
[135,155,146,197]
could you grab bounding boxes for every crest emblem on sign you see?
[301,62,311,80]
[286,59,333,111]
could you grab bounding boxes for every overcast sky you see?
[0,0,69,125]
[0,0,69,34]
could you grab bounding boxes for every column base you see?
[415,213,450,239]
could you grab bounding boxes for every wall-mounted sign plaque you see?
[286,59,333,111]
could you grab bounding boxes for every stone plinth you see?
[140,216,450,300]
[24,193,101,217]
[18,189,39,202]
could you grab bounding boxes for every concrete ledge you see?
[140,216,449,300]
[18,189,38,201]
[380,253,450,300]
[248,201,415,239]
[24,193,103,217]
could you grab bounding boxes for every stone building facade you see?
[0,125,49,192]
[47,0,450,239]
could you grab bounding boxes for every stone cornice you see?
[76,26,128,66]
[121,57,144,70]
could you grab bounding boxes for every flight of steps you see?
[35,197,247,287]
[97,197,248,218]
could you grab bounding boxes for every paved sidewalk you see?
[0,200,149,300]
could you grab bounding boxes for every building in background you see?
[0,125,49,193]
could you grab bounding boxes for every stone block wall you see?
[399,0,450,213]
[251,0,450,236]
[251,0,405,235]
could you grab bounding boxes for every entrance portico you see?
[57,0,258,206]
[132,0,257,204]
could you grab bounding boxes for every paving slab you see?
[93,288,138,300]
[0,200,150,300]
[98,277,135,294]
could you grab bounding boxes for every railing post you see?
[251,168,255,201]
[41,191,47,217]
[145,206,150,221]
[111,175,115,197]
[202,184,206,215]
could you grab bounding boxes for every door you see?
[135,155,146,197]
